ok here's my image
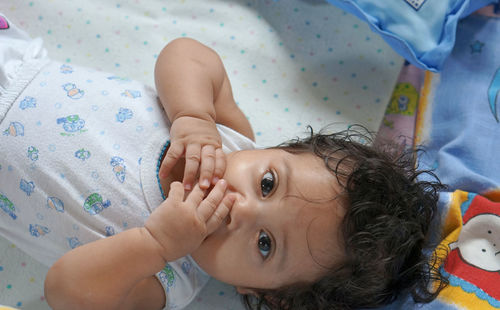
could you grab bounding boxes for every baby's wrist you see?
[172,112,215,125]
[139,226,170,264]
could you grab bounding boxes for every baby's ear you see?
[236,286,257,295]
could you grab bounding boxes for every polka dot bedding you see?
[0,0,403,309]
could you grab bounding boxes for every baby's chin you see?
[190,241,219,277]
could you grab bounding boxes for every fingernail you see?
[201,179,210,188]
[184,183,192,191]
[212,177,220,185]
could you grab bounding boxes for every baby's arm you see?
[155,38,254,190]
[45,227,166,310]
[44,180,234,310]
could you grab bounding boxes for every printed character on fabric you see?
[19,96,37,110]
[158,264,176,291]
[0,15,9,29]
[0,193,17,220]
[435,190,500,309]
[385,82,419,116]
[3,121,24,136]
[56,114,87,135]
[121,89,141,99]
[62,83,84,99]
[83,193,111,215]
[110,156,127,183]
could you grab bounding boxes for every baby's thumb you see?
[165,181,185,202]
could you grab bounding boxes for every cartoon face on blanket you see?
[442,193,500,305]
[449,213,500,272]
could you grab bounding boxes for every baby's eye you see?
[261,171,275,197]
[258,230,272,259]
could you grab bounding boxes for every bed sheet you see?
[0,0,403,309]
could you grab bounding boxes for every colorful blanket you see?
[385,12,500,310]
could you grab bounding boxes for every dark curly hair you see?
[242,125,448,310]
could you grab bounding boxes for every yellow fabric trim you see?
[442,190,468,237]
[414,71,436,147]
[439,285,497,309]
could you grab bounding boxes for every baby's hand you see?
[160,116,225,190]
[145,179,234,262]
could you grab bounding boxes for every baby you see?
[0,15,445,310]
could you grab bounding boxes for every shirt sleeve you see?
[155,256,210,309]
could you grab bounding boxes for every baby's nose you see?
[226,195,258,229]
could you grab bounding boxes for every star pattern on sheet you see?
[470,40,485,54]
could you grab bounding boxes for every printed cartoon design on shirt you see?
[488,67,500,122]
[47,197,64,213]
[110,156,126,183]
[116,108,133,123]
[3,121,24,137]
[385,82,418,116]
[107,76,131,84]
[60,64,73,74]
[19,96,37,110]
[441,192,500,307]
[0,16,9,29]
[67,237,82,249]
[29,224,50,237]
[74,148,91,161]
[0,193,17,220]
[62,83,84,99]
[20,179,35,196]
[181,260,192,275]
[27,146,39,161]
[158,264,176,291]
[83,193,111,215]
[57,115,87,135]
[105,226,115,236]
[121,89,141,99]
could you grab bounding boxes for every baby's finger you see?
[160,143,184,179]
[183,144,201,190]
[199,145,216,189]
[206,194,235,235]
[186,183,205,207]
[212,148,226,185]
[166,181,184,202]
[197,179,228,222]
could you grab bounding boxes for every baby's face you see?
[191,149,345,292]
